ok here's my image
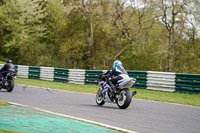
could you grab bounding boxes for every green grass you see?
[132,88,200,106]
[0,61,5,64]
[0,129,24,133]
[16,78,99,94]
[15,78,200,107]
[0,100,10,106]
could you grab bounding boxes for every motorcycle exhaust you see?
[132,91,137,97]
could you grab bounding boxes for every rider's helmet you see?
[113,60,122,68]
[6,59,12,63]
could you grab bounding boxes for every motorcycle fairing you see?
[117,78,136,89]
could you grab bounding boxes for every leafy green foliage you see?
[0,0,199,73]
[0,0,47,65]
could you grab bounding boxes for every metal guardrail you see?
[40,67,54,81]
[175,73,200,94]
[29,66,40,79]
[0,64,199,93]
[17,65,29,78]
[68,69,85,84]
[128,71,147,89]
[54,68,68,82]
[146,71,176,92]
[85,70,103,84]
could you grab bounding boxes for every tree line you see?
[0,0,199,73]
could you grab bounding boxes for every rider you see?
[101,60,129,94]
[0,59,15,80]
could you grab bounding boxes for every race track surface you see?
[0,84,200,133]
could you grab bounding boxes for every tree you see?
[0,0,199,73]
[44,0,68,67]
[173,0,200,73]
[0,0,47,65]
[154,0,189,71]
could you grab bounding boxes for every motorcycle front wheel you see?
[116,88,132,109]
[96,89,105,106]
[6,79,14,92]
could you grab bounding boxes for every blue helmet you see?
[113,60,122,67]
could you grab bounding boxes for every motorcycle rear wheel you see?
[116,88,132,109]
[6,79,14,92]
[96,89,105,106]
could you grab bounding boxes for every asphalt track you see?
[0,84,200,133]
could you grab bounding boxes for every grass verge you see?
[0,61,5,64]
[15,78,200,107]
[0,129,24,133]
[0,100,10,106]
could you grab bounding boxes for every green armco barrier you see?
[14,65,18,73]
[7,63,199,94]
[85,70,103,84]
[127,71,147,89]
[85,70,147,89]
[54,68,68,82]
[175,73,200,94]
[28,66,40,79]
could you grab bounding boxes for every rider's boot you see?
[108,81,117,97]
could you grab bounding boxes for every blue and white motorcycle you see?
[96,74,137,109]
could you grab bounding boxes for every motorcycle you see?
[96,74,137,109]
[0,71,17,92]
